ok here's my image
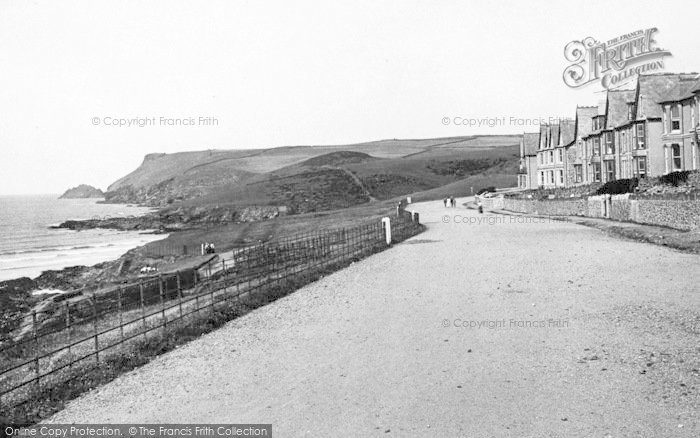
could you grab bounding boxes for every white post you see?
[381,217,391,245]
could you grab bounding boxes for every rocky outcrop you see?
[59,184,104,199]
[53,205,283,232]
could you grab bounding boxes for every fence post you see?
[117,286,124,341]
[381,217,391,245]
[65,301,72,370]
[139,281,147,341]
[209,266,215,314]
[177,271,183,321]
[92,293,99,364]
[159,275,166,334]
[32,310,40,388]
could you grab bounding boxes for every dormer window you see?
[592,115,606,131]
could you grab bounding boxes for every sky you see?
[1,0,698,194]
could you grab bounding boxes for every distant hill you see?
[104,135,521,208]
[59,184,104,199]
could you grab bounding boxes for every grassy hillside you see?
[105,135,520,209]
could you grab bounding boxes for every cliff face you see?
[59,184,104,199]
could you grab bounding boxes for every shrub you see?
[659,170,692,187]
[595,178,639,195]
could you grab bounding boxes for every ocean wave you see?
[0,243,118,257]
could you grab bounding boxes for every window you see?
[557,149,563,163]
[574,165,583,183]
[592,137,600,156]
[604,160,615,182]
[635,124,645,149]
[592,116,605,131]
[671,105,681,132]
[627,103,635,121]
[634,156,647,178]
[548,151,553,163]
[620,132,626,153]
[558,170,564,185]
[692,103,696,128]
[593,163,601,182]
[604,132,615,155]
[672,143,682,170]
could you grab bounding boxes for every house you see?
[537,123,559,188]
[520,72,700,190]
[582,102,607,184]
[556,118,575,186]
[565,106,598,186]
[629,73,699,177]
[656,75,700,173]
[518,133,539,189]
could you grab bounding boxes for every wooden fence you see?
[0,212,421,411]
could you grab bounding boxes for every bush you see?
[595,178,639,195]
[476,186,496,195]
[659,170,692,187]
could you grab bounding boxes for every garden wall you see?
[498,193,700,231]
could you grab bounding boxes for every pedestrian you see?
[443,198,447,207]
[450,196,456,208]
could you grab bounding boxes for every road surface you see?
[47,197,700,437]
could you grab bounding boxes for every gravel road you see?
[47,197,700,437]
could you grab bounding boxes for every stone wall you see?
[502,198,586,216]
[499,193,700,231]
[632,197,700,230]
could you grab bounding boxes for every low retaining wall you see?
[498,194,700,231]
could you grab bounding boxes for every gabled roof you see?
[605,89,636,129]
[539,124,548,148]
[522,132,539,156]
[636,73,699,118]
[559,119,576,146]
[656,74,700,103]
[575,106,598,140]
[693,79,700,94]
[549,124,560,148]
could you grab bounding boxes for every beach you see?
[0,195,165,282]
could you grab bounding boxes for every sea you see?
[0,195,167,282]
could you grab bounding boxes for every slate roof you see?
[575,106,599,140]
[637,73,699,118]
[550,124,560,148]
[605,89,636,129]
[559,119,576,146]
[522,132,539,156]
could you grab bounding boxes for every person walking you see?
[443,198,448,207]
